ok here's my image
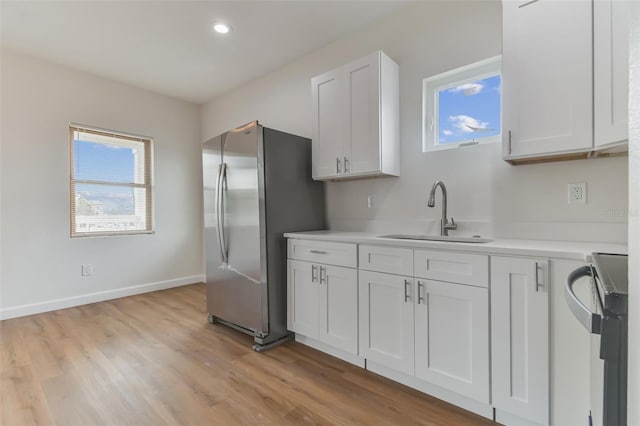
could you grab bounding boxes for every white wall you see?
[0,48,203,317]
[202,1,628,244]
[627,0,639,423]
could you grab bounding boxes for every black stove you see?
[567,252,628,426]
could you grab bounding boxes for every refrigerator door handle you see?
[216,162,228,264]
[565,265,601,334]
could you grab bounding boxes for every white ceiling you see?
[1,1,410,104]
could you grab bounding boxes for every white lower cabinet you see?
[287,238,558,424]
[414,279,489,403]
[358,270,415,375]
[491,256,549,426]
[318,264,359,353]
[287,259,358,354]
[287,259,318,337]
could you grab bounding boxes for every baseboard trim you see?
[294,334,366,368]
[0,274,204,320]
[366,361,494,420]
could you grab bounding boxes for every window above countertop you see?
[422,56,502,152]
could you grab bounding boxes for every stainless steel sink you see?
[378,234,493,243]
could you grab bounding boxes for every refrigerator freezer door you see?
[216,123,265,334]
[204,134,234,322]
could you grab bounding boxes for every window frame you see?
[69,123,154,238]
[422,55,502,152]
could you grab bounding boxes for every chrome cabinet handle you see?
[311,264,318,282]
[344,157,349,173]
[404,280,411,302]
[320,266,327,284]
[310,250,328,255]
[535,262,544,292]
[336,157,341,174]
[417,281,425,305]
[508,130,512,155]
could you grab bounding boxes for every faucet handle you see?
[447,217,458,230]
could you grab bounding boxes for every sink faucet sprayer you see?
[427,180,457,237]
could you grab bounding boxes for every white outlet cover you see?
[568,182,587,204]
[81,264,93,276]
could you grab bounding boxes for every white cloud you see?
[448,115,489,133]
[449,82,484,96]
[442,130,453,136]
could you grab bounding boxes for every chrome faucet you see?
[427,180,457,236]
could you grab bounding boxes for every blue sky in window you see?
[73,140,136,214]
[438,75,501,144]
[74,140,134,182]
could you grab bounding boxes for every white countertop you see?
[283,230,627,261]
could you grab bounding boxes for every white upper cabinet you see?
[311,51,399,180]
[311,69,344,179]
[502,0,593,160]
[594,0,630,148]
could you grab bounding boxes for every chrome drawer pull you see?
[535,262,544,292]
[417,281,425,305]
[404,280,411,302]
[310,250,328,255]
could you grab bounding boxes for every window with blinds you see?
[69,124,153,237]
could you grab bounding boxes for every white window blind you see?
[69,124,153,237]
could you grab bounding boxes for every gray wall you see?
[1,48,203,314]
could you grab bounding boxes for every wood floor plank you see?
[0,283,494,425]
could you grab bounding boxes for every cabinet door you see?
[311,68,343,179]
[491,257,549,425]
[343,52,381,176]
[287,260,319,337]
[594,0,630,147]
[502,0,592,158]
[414,280,489,403]
[358,270,414,375]
[318,265,358,354]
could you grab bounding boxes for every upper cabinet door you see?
[311,68,344,179]
[310,51,399,181]
[594,0,630,148]
[502,0,592,159]
[343,52,381,176]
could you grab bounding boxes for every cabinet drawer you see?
[359,245,413,276]
[414,250,488,287]
[287,239,357,268]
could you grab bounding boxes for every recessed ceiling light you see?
[213,23,231,34]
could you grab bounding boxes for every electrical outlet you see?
[568,182,587,204]
[81,264,93,276]
[367,195,375,209]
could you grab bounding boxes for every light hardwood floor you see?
[1,284,494,425]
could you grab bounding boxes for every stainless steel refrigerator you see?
[203,121,325,351]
